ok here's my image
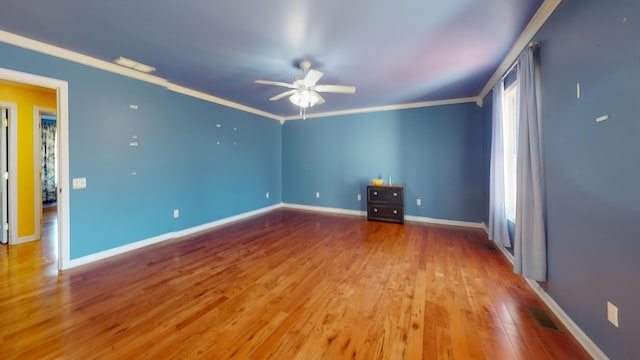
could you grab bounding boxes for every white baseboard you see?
[282,203,365,217]
[404,214,485,229]
[283,202,485,230]
[495,245,607,360]
[496,243,515,264]
[172,203,282,239]
[14,235,38,244]
[66,232,175,269]
[64,203,282,270]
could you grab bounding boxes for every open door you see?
[0,106,8,244]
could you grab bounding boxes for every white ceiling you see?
[0,0,547,118]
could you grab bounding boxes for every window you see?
[502,80,518,221]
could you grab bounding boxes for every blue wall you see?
[0,43,282,259]
[481,0,640,358]
[2,40,487,260]
[537,1,640,358]
[283,103,487,223]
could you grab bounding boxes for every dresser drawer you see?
[367,187,403,205]
[366,185,405,224]
[367,205,404,223]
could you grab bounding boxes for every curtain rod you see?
[501,41,542,81]
[528,41,541,48]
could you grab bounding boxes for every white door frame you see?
[0,102,17,245]
[0,67,70,271]
[33,107,57,244]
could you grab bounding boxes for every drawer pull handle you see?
[373,191,378,195]
[373,208,378,213]
[393,210,398,214]
[393,193,398,197]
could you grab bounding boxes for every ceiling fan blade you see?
[303,69,323,87]
[254,80,296,89]
[314,92,325,106]
[269,89,297,101]
[315,84,356,94]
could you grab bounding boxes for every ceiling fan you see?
[254,60,356,115]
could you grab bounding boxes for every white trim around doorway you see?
[0,67,70,271]
[0,101,18,245]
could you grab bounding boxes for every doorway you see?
[0,67,69,270]
[0,105,10,244]
[35,107,57,245]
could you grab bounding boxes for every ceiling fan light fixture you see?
[289,90,319,108]
[255,60,354,115]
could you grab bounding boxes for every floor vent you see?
[484,243,497,251]
[528,307,563,332]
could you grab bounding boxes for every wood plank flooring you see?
[1,209,591,359]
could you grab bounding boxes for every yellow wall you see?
[0,80,56,239]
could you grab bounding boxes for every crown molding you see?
[0,29,283,122]
[2,27,512,122]
[165,83,282,121]
[476,0,562,104]
[281,97,479,122]
[0,30,168,87]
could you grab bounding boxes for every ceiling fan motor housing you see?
[299,60,311,72]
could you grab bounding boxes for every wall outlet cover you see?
[72,177,87,189]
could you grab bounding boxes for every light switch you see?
[72,177,87,189]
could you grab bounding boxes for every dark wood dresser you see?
[367,185,404,224]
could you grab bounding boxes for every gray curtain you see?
[488,80,511,247]
[514,46,546,281]
[41,120,57,205]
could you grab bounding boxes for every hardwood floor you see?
[0,209,590,359]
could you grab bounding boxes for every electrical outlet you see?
[357,194,362,201]
[266,192,270,199]
[316,192,320,199]
[417,198,422,206]
[173,209,179,218]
